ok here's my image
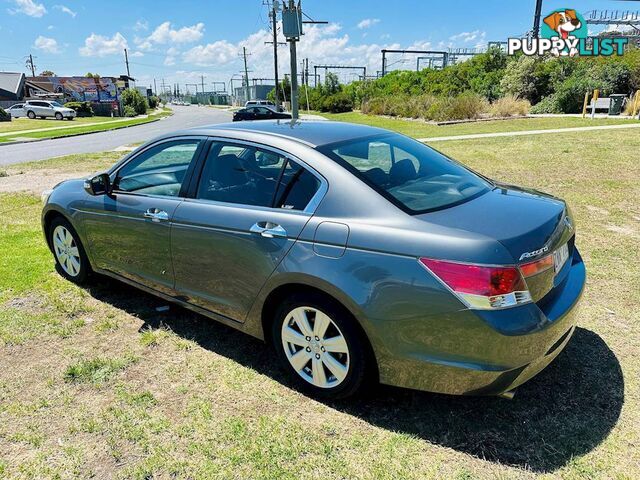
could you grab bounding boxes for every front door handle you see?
[143,208,169,222]
[250,221,287,239]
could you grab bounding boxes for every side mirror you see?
[84,173,111,196]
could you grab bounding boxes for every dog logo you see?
[542,8,586,56]
[508,8,627,58]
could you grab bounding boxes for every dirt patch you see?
[0,169,90,195]
[4,294,50,314]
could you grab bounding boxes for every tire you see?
[55,112,63,120]
[49,217,91,285]
[272,292,372,399]
[27,111,36,119]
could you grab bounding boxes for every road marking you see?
[417,122,640,142]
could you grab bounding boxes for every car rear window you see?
[317,133,491,214]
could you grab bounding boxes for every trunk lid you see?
[416,185,575,301]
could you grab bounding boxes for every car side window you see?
[273,160,322,210]
[115,140,201,197]
[196,143,285,207]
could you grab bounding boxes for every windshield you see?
[49,101,64,107]
[318,133,492,214]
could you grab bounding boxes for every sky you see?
[0,0,636,92]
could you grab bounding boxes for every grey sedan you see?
[42,121,585,399]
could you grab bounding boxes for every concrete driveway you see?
[0,105,232,166]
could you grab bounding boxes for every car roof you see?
[183,120,390,148]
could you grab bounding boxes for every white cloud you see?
[8,0,46,17]
[34,35,61,53]
[138,21,205,51]
[79,32,128,57]
[54,4,76,17]
[134,19,149,31]
[181,22,403,84]
[449,30,486,44]
[357,18,380,29]
[164,47,180,66]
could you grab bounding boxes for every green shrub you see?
[64,101,93,116]
[121,89,148,115]
[123,105,137,117]
[320,91,354,113]
[148,96,160,109]
[0,107,10,122]
[529,95,563,114]
[489,95,531,117]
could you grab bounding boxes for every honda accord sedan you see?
[42,121,585,399]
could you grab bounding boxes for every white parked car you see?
[24,100,76,120]
[6,103,26,118]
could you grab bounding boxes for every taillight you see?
[419,258,532,310]
[519,255,554,278]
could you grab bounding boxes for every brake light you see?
[419,258,531,309]
[519,255,554,278]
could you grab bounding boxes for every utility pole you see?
[282,0,301,119]
[201,75,206,96]
[304,58,309,87]
[26,54,36,77]
[533,0,544,38]
[124,48,131,77]
[267,1,285,108]
[153,78,157,96]
[241,47,251,103]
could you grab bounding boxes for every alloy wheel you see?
[52,225,81,277]
[281,306,350,389]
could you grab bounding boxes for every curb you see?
[0,113,171,147]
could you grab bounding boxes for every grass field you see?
[0,123,639,479]
[312,111,639,139]
[0,108,172,143]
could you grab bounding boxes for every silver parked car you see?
[24,100,76,120]
[41,121,585,399]
[6,103,26,118]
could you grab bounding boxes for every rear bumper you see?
[376,249,586,395]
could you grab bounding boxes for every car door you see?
[171,139,325,321]
[80,137,205,294]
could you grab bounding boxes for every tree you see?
[39,70,56,76]
[121,88,148,115]
[85,73,101,79]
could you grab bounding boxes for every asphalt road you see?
[0,105,232,166]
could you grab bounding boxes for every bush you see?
[529,95,563,114]
[489,95,531,117]
[120,89,148,116]
[426,93,489,122]
[148,96,160,109]
[123,105,137,117]
[64,101,93,116]
[320,92,354,113]
[0,107,10,122]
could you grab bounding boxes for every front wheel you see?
[49,217,91,284]
[55,112,63,120]
[272,294,372,399]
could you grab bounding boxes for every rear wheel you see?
[27,111,35,119]
[55,112,63,120]
[272,293,371,399]
[49,217,91,284]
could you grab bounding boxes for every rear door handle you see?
[143,208,169,222]
[250,221,287,239]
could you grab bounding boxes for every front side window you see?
[317,133,491,214]
[115,140,201,197]
[196,142,321,210]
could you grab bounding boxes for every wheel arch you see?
[43,209,69,251]
[258,280,379,380]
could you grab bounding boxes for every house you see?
[0,72,25,101]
